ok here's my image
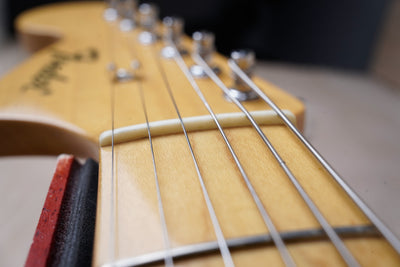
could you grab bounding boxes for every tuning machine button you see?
[225,49,258,101]
[161,17,188,59]
[138,3,159,45]
[190,31,220,78]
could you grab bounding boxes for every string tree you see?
[161,16,188,59]
[189,31,220,78]
[107,59,140,83]
[224,49,259,101]
[138,3,159,45]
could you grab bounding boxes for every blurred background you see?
[0,0,399,266]
[1,0,399,72]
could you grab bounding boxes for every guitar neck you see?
[1,1,399,267]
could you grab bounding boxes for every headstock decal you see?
[21,48,99,95]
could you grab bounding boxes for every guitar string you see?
[111,21,358,266]
[102,2,395,265]
[149,43,235,267]
[108,20,234,264]
[105,17,117,264]
[138,79,174,267]
[192,54,361,267]
[111,23,175,266]
[228,59,400,255]
[167,41,296,267]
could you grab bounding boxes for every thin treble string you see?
[149,45,235,267]
[138,83,174,267]
[116,22,174,266]
[228,59,400,255]
[114,26,174,266]
[168,41,296,267]
[105,16,118,264]
[193,54,361,267]
[110,79,117,265]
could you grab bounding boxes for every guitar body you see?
[1,2,399,266]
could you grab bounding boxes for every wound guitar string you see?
[139,82,174,267]
[167,40,296,267]
[193,53,361,267]
[102,1,400,266]
[227,59,400,256]
[149,41,235,267]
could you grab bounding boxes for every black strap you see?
[48,158,98,267]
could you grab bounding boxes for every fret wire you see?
[228,59,400,255]
[139,83,174,267]
[168,41,296,267]
[150,45,235,267]
[109,225,378,267]
[193,54,361,267]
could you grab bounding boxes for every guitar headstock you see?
[0,1,304,158]
[4,1,399,267]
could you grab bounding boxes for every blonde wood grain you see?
[0,2,304,156]
[95,126,400,266]
[1,2,398,267]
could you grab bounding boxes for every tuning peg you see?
[138,3,159,45]
[103,0,119,21]
[103,0,137,31]
[225,49,258,101]
[192,31,215,63]
[190,31,220,78]
[163,17,183,44]
[107,59,140,82]
[161,17,188,58]
[117,0,138,31]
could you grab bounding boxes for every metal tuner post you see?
[161,17,188,59]
[225,49,258,101]
[190,31,220,78]
[138,3,159,45]
[117,0,137,31]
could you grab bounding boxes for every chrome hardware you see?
[190,31,220,78]
[119,19,135,32]
[103,0,119,21]
[163,17,183,44]
[192,31,214,63]
[138,3,159,45]
[117,0,137,31]
[161,17,188,59]
[138,3,158,30]
[107,60,140,82]
[225,49,258,101]
[104,0,137,30]
[117,0,137,19]
[116,68,134,81]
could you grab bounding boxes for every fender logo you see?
[21,48,98,95]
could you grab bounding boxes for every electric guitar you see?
[1,1,399,266]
